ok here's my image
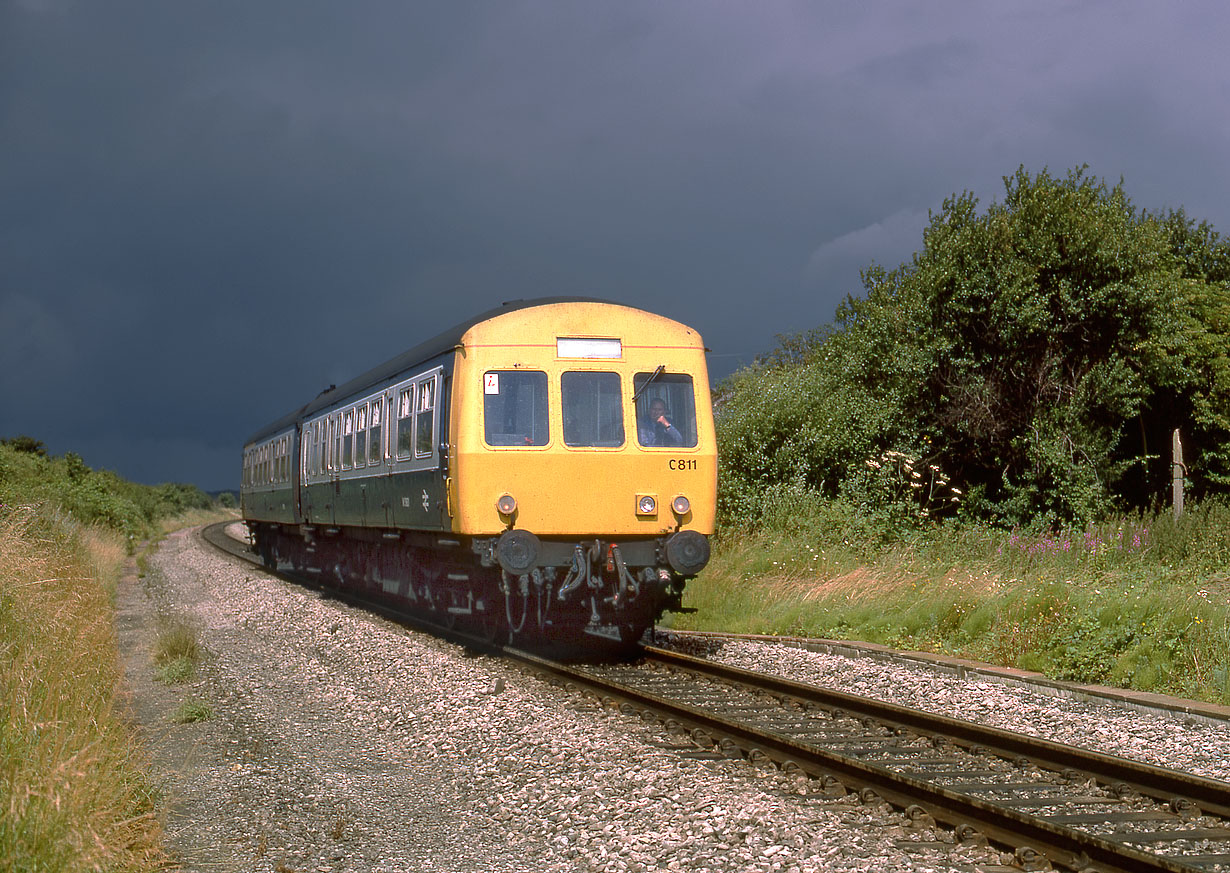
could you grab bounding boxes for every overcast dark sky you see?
[3,2,1228,491]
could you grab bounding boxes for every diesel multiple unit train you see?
[240,298,716,645]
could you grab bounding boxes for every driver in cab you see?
[639,397,684,447]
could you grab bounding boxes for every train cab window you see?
[562,371,624,447]
[342,410,354,469]
[396,387,414,458]
[484,370,548,447]
[355,404,368,468]
[634,372,699,448]
[415,376,436,458]
[369,398,383,465]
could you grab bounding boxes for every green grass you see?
[153,621,202,685]
[170,700,214,724]
[671,496,1230,704]
[1,503,167,872]
[0,439,235,870]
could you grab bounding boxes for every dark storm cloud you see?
[3,1,1229,489]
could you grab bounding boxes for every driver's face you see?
[650,403,666,418]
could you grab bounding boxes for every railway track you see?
[200,521,1230,872]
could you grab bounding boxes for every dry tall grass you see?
[1,503,166,872]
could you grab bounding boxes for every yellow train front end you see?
[450,300,715,642]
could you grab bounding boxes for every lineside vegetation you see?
[0,438,232,871]
[678,167,1230,703]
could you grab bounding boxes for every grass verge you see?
[670,497,1230,704]
[1,502,166,872]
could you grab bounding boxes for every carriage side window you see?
[369,397,383,465]
[340,411,352,469]
[311,422,321,477]
[355,404,368,468]
[396,387,414,458]
[562,371,624,448]
[633,372,699,448]
[331,415,340,472]
[483,370,548,447]
[415,376,437,458]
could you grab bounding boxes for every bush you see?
[715,166,1230,528]
[0,441,216,539]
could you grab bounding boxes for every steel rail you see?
[506,647,1229,873]
[644,645,1230,822]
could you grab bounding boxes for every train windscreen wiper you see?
[631,365,665,404]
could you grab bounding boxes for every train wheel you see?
[441,588,465,630]
[476,608,505,645]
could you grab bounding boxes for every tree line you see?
[0,435,218,537]
[718,166,1230,528]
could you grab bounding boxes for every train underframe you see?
[247,522,709,648]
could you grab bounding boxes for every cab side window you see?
[483,371,548,446]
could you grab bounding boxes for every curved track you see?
[201,521,1230,872]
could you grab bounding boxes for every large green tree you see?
[718,167,1230,526]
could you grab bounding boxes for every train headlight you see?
[496,494,517,516]
[671,495,691,516]
[636,494,657,516]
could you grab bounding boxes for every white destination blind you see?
[557,337,622,359]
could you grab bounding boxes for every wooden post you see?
[1172,429,1185,520]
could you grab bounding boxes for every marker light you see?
[671,495,691,516]
[637,495,657,515]
[496,494,517,515]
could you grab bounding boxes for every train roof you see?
[243,296,609,446]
